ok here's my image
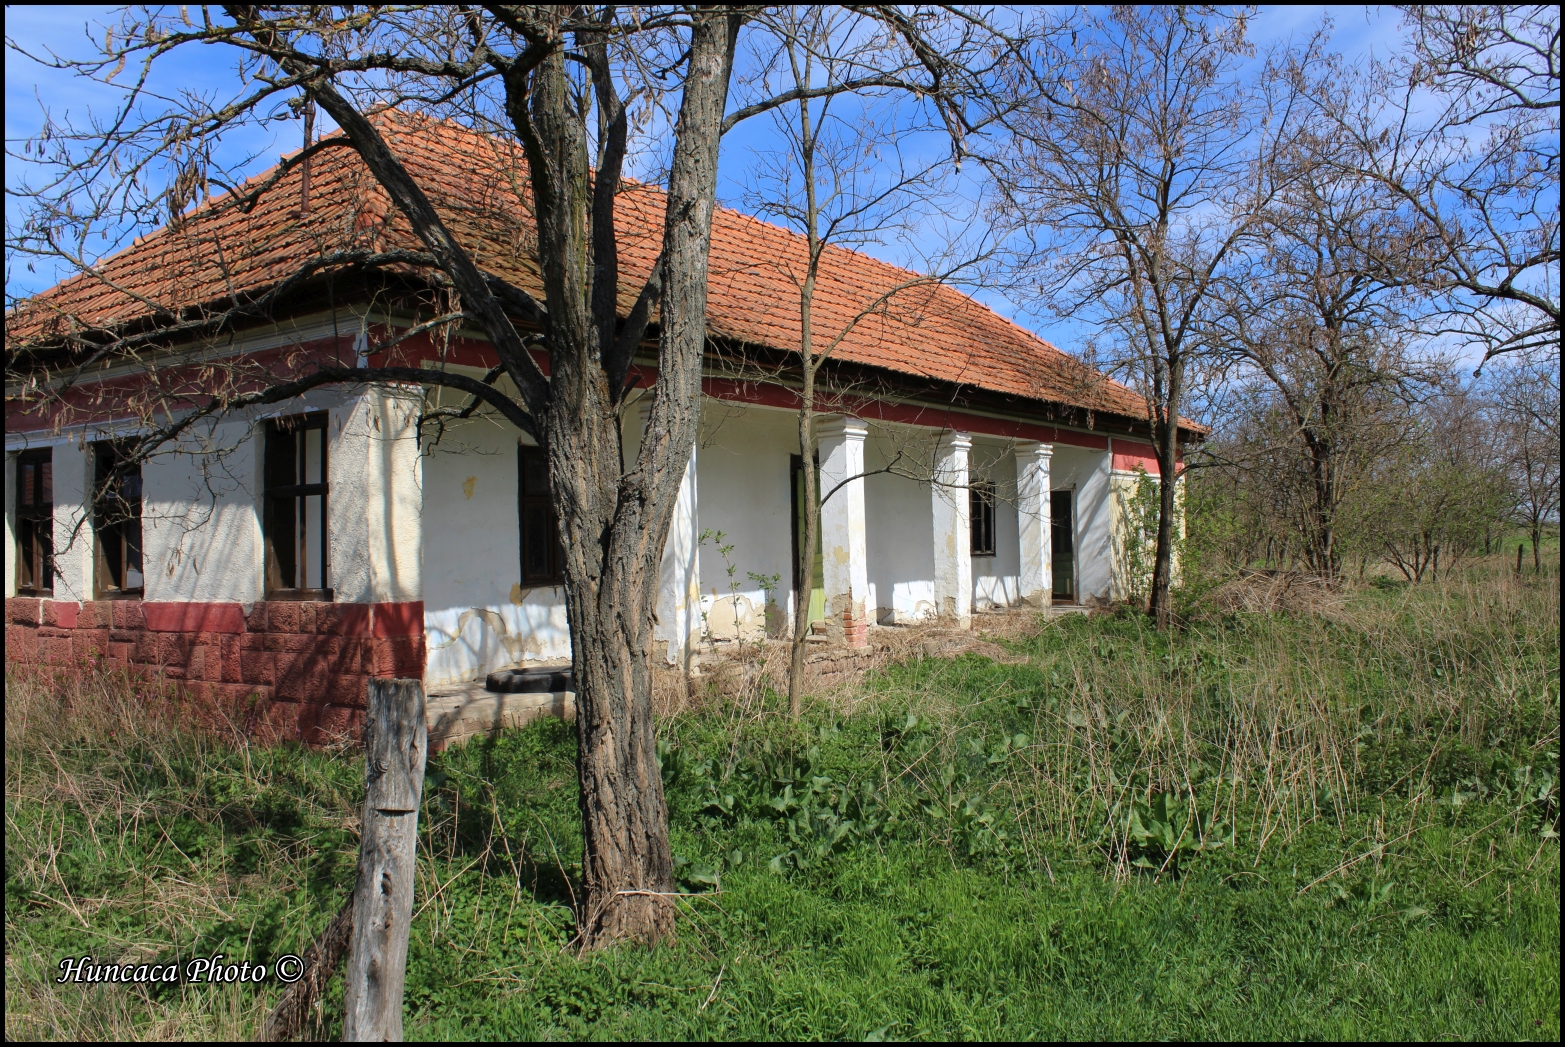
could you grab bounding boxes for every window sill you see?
[265,588,335,602]
[94,589,145,601]
[15,589,53,598]
[517,580,566,592]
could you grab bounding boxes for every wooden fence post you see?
[343,678,427,1042]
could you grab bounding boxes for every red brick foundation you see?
[843,609,869,648]
[4,597,424,744]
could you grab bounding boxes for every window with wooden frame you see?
[93,441,144,597]
[264,413,331,598]
[518,446,564,586]
[15,449,53,595]
[970,480,997,557]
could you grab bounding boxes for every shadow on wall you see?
[424,586,570,687]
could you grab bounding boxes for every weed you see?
[4,553,1558,1040]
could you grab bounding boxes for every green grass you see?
[5,556,1559,1040]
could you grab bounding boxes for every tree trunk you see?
[790,375,818,719]
[548,12,740,949]
[260,898,354,1042]
[1148,357,1184,630]
[787,85,823,719]
[343,678,427,1042]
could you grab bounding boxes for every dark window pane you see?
[267,426,298,489]
[39,460,52,505]
[522,456,549,496]
[20,462,34,506]
[264,415,329,594]
[522,503,552,578]
[970,482,996,556]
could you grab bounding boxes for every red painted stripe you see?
[701,378,1112,450]
[373,601,425,638]
[1112,439,1159,475]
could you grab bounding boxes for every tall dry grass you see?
[849,556,1560,878]
[3,669,361,1041]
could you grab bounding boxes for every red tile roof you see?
[8,112,1169,427]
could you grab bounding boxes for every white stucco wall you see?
[140,416,265,604]
[4,385,414,607]
[694,401,796,640]
[3,452,15,596]
[420,404,570,687]
[863,431,934,624]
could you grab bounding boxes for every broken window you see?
[264,413,331,598]
[93,441,144,597]
[15,448,53,595]
[518,446,564,585]
[970,480,997,557]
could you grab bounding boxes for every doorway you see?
[1051,489,1076,602]
[790,455,826,627]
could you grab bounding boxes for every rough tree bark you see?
[521,12,741,948]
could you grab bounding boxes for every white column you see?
[932,431,972,627]
[636,402,703,667]
[817,416,870,647]
[4,451,17,597]
[331,388,423,604]
[1016,441,1053,608]
[51,437,94,603]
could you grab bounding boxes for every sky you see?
[5,5,1419,351]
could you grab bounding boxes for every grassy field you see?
[5,554,1559,1041]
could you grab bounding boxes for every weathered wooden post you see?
[343,678,427,1042]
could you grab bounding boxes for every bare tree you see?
[731,7,997,714]
[1486,350,1562,569]
[9,2,742,950]
[5,5,1013,947]
[1313,5,1560,366]
[991,7,1305,627]
[1367,381,1514,581]
[1208,146,1441,578]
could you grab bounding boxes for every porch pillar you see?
[51,437,94,603]
[1016,441,1053,608]
[817,416,870,647]
[636,402,703,667]
[932,431,972,628]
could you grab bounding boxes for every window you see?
[970,480,997,557]
[264,413,330,597]
[518,446,563,585]
[15,449,53,595]
[93,442,144,597]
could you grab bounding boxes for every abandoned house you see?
[5,115,1196,741]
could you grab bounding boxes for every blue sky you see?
[5,5,1414,348]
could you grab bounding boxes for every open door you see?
[790,454,826,627]
[1052,489,1076,602]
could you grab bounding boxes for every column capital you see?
[817,415,869,442]
[938,430,973,453]
[1015,439,1054,461]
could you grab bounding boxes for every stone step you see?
[424,683,575,751]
